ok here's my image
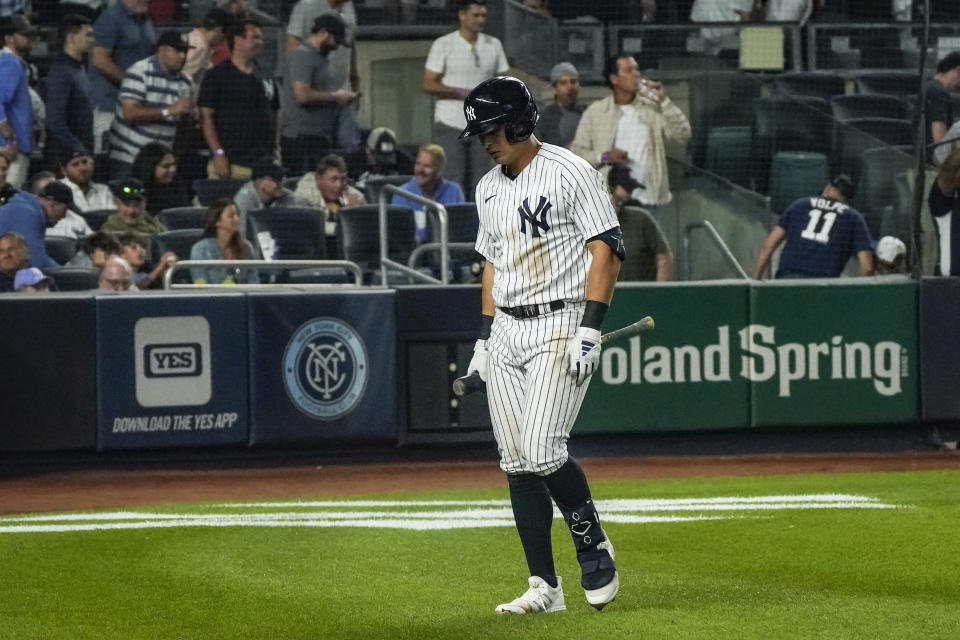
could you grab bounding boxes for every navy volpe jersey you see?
[776,196,873,278]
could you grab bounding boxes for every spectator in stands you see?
[0,13,35,189]
[929,145,960,276]
[286,0,360,151]
[106,31,194,179]
[117,230,175,288]
[57,147,113,212]
[232,156,302,232]
[0,181,76,267]
[0,153,14,204]
[391,143,465,243]
[89,0,157,154]
[356,127,414,192]
[280,13,351,176]
[926,51,960,165]
[67,229,119,268]
[688,0,761,60]
[100,177,167,234]
[0,230,28,291]
[294,153,363,252]
[189,197,258,284]
[130,142,188,213]
[422,0,508,201]
[0,1,30,18]
[608,166,672,281]
[13,266,54,293]
[198,19,279,180]
[752,175,874,279]
[571,53,691,209]
[42,157,94,239]
[765,0,813,22]
[28,171,55,195]
[184,7,233,85]
[98,254,137,291]
[44,14,95,168]
[535,62,584,149]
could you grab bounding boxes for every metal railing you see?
[683,221,750,281]
[163,259,364,289]
[378,185,451,285]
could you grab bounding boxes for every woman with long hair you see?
[130,143,189,213]
[189,198,259,284]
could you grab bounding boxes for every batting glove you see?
[467,339,490,381]
[566,327,601,386]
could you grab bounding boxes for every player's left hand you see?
[565,327,601,386]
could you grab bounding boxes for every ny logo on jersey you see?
[465,106,476,121]
[517,196,552,237]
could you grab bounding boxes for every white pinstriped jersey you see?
[474,143,619,307]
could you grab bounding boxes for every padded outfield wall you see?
[0,278,953,453]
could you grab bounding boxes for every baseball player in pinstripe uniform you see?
[461,76,625,614]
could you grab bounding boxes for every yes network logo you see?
[135,317,211,407]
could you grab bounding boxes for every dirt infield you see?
[2,452,960,516]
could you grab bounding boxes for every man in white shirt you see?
[422,0,508,201]
[57,148,114,213]
[570,53,690,208]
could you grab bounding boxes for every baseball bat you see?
[452,315,655,397]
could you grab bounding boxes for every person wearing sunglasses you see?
[422,0,507,201]
[100,177,168,235]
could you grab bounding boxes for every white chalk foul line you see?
[0,495,907,534]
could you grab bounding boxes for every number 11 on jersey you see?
[800,208,837,244]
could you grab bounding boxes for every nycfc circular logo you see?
[282,318,368,421]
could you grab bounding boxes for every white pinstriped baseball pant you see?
[486,304,590,475]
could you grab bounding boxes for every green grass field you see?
[1,469,958,640]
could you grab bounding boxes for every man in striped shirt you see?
[106,30,193,180]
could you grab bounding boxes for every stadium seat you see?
[247,207,326,260]
[80,209,114,231]
[773,72,846,102]
[856,72,921,98]
[362,174,413,205]
[830,94,908,122]
[155,229,204,262]
[843,117,914,146]
[768,152,829,215]
[855,146,914,236]
[42,267,100,291]
[752,96,832,192]
[425,202,479,244]
[157,207,207,230]
[44,235,77,266]
[687,71,761,168]
[705,126,753,188]
[836,118,914,184]
[192,178,246,206]
[336,204,416,284]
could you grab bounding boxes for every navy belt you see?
[498,300,565,319]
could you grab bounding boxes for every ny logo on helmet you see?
[465,106,476,121]
[518,196,551,237]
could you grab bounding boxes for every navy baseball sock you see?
[507,473,558,588]
[544,458,615,590]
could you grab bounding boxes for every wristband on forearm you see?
[580,300,609,330]
[479,314,493,340]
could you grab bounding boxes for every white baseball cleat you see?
[495,576,566,614]
[583,538,619,610]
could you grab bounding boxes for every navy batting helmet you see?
[458,76,539,143]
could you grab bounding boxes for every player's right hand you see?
[467,339,489,382]
[565,327,601,386]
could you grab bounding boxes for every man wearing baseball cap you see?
[753,175,875,279]
[13,266,55,293]
[874,235,908,275]
[280,13,352,176]
[0,181,78,267]
[106,30,194,179]
[100,177,168,234]
[232,156,302,233]
[535,62,584,149]
[608,165,672,281]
